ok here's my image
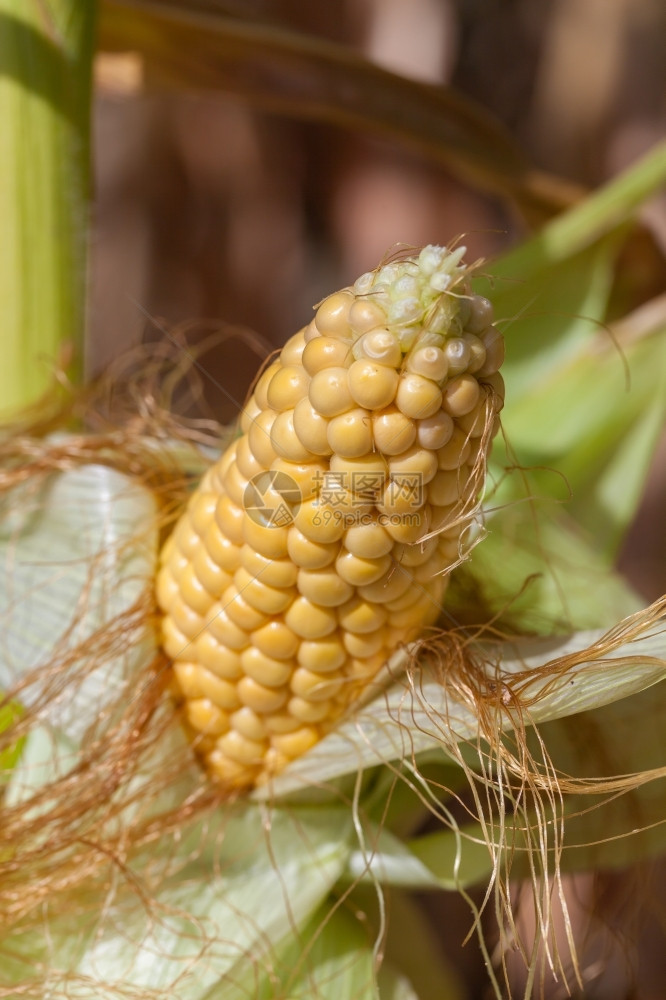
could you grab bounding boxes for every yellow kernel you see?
[235,435,263,480]
[395,373,442,419]
[324,407,371,458]
[185,698,230,736]
[229,706,267,742]
[476,326,505,376]
[417,412,454,450]
[315,290,354,338]
[240,544,298,588]
[297,567,354,607]
[438,536,463,561]
[372,406,417,455]
[391,590,439,628]
[382,505,431,544]
[239,396,261,434]
[290,667,342,701]
[284,597,338,639]
[288,697,334,723]
[293,497,346,544]
[385,585,424,611]
[204,521,242,573]
[335,550,392,587]
[271,457,326,500]
[357,328,402,367]
[329,452,388,497]
[297,637,347,672]
[216,730,266,765]
[174,516,199,558]
[194,632,243,679]
[279,329,307,367]
[252,362,281,410]
[214,495,245,545]
[267,365,310,412]
[234,566,296,615]
[162,615,189,660]
[287,524,339,568]
[466,295,493,333]
[443,338,471,376]
[270,409,317,462]
[248,409,278,467]
[156,566,178,611]
[463,332,486,373]
[237,676,288,714]
[456,398,487,438]
[241,646,293,687]
[357,565,413,603]
[270,725,320,758]
[222,584,269,631]
[242,517,290,559]
[292,397,332,456]
[437,428,471,470]
[348,359,399,410]
[175,663,241,710]
[338,596,388,634]
[193,547,233,595]
[263,712,301,734]
[481,371,505,410]
[169,596,204,638]
[428,469,466,507]
[342,628,386,658]
[349,299,386,335]
[429,503,459,535]
[388,445,439,484]
[393,535,439,566]
[303,319,319,342]
[222,460,248,508]
[189,492,217,536]
[345,651,387,680]
[207,605,249,650]
[343,521,393,559]
[207,749,256,787]
[308,367,354,417]
[302,336,352,375]
[407,346,448,382]
[442,375,480,417]
[250,620,300,660]
[179,564,214,615]
[377,478,426,517]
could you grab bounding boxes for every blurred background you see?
[90,2,666,995]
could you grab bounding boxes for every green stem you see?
[0,0,96,415]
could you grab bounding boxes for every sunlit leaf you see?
[0,697,23,777]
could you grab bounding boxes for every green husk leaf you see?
[0,0,95,414]
[0,697,24,777]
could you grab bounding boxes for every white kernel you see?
[357,329,401,367]
[444,338,471,376]
[463,333,486,373]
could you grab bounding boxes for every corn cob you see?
[157,245,504,790]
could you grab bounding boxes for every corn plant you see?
[1,2,666,998]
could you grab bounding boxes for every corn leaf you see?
[0,697,23,777]
[0,0,95,414]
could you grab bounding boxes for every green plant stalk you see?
[0,0,96,415]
